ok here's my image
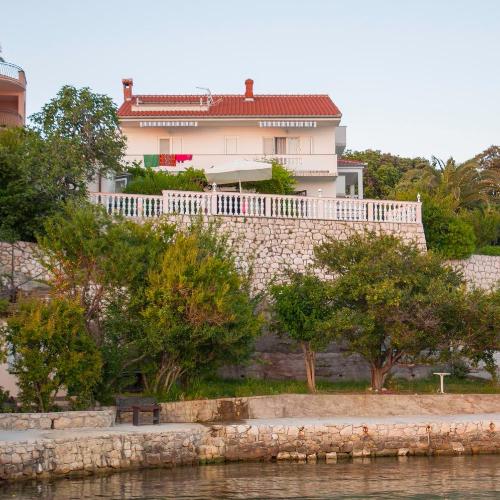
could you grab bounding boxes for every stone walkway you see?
[1,413,500,444]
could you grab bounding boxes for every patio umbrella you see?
[204,159,272,191]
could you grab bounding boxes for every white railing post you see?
[265,195,272,217]
[161,190,169,215]
[416,200,422,224]
[367,201,374,222]
[210,192,218,216]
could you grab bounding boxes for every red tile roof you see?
[118,94,341,118]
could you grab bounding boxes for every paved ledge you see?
[1,413,500,481]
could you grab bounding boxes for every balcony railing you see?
[0,109,23,127]
[0,61,26,87]
[123,153,337,175]
[90,190,422,224]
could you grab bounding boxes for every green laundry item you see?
[143,154,159,168]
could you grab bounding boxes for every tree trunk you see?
[301,342,317,393]
[370,363,391,392]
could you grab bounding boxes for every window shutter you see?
[263,137,275,155]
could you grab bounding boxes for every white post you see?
[161,191,169,215]
[433,372,450,394]
[357,171,364,200]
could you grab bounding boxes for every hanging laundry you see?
[143,154,159,168]
[159,154,176,167]
[174,154,193,163]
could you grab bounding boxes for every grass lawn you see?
[158,376,500,402]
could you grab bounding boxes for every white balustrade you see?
[90,191,422,224]
[89,193,163,218]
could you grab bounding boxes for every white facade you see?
[114,79,363,198]
[120,121,340,197]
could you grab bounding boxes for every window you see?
[225,136,238,154]
[159,138,170,154]
[262,137,301,155]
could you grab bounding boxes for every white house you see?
[113,78,364,198]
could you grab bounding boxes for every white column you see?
[357,171,364,200]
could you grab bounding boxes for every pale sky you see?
[2,0,499,162]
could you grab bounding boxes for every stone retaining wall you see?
[159,394,500,423]
[0,410,115,431]
[1,416,500,480]
[164,215,426,292]
[448,254,500,290]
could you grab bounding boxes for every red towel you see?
[175,154,193,163]
[159,154,176,166]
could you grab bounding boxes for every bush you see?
[123,168,207,194]
[242,161,296,195]
[4,298,102,411]
[142,223,262,395]
[422,197,476,258]
[460,208,500,248]
[477,245,500,256]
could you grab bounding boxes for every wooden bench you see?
[115,396,161,426]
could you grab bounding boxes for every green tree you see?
[343,149,431,199]
[0,128,86,241]
[439,287,500,379]
[37,201,176,399]
[242,161,296,195]
[315,232,463,391]
[31,85,126,187]
[422,196,476,258]
[4,298,102,411]
[269,272,332,392]
[142,224,262,394]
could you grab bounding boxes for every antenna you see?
[196,86,222,107]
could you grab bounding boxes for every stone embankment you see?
[0,409,114,431]
[158,394,500,423]
[1,414,500,481]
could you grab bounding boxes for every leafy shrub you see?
[422,197,476,259]
[460,208,500,248]
[123,167,207,194]
[242,161,296,195]
[477,246,500,256]
[142,223,262,395]
[4,298,102,411]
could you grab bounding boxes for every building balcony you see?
[0,109,23,127]
[0,61,26,90]
[123,153,338,176]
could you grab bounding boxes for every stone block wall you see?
[447,254,500,290]
[0,410,115,431]
[1,416,500,480]
[159,394,500,423]
[0,241,48,285]
[164,215,427,292]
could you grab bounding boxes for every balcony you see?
[0,109,23,127]
[89,190,422,225]
[123,154,338,176]
[0,61,26,90]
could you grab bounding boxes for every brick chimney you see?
[244,78,254,101]
[122,78,133,102]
